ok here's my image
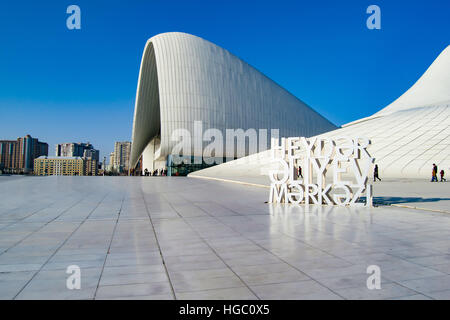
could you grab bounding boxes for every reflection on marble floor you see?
[1,176,450,300]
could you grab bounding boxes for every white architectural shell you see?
[130,32,337,171]
[191,46,450,180]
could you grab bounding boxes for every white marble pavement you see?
[1,176,450,300]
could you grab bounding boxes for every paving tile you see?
[239,270,309,286]
[166,260,228,272]
[104,255,163,267]
[250,280,341,300]
[316,273,393,290]
[389,294,432,300]
[407,255,450,267]
[172,275,245,293]
[101,264,166,277]
[15,278,98,300]
[0,264,43,272]
[231,263,298,276]
[169,268,236,281]
[400,275,450,294]
[95,282,173,299]
[104,293,174,300]
[382,265,445,281]
[427,290,450,300]
[0,271,35,281]
[177,287,258,300]
[0,279,31,299]
[333,283,420,300]
[99,272,168,286]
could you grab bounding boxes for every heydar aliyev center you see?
[130,32,337,175]
[191,45,450,181]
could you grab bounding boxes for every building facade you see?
[56,142,99,161]
[34,156,84,176]
[0,140,17,170]
[83,158,98,176]
[113,141,131,173]
[130,32,337,176]
[108,152,115,172]
[34,156,97,176]
[0,135,48,173]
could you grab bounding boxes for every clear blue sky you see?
[0,0,449,160]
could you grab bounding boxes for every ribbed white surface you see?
[192,46,450,180]
[320,103,450,177]
[130,32,337,168]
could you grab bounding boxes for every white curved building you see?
[191,46,450,181]
[130,32,337,174]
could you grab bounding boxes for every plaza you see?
[1,175,450,300]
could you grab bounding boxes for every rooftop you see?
[36,156,83,160]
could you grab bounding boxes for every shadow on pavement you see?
[373,196,450,205]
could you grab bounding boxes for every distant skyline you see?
[1,0,449,159]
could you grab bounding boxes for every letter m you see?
[269,183,287,203]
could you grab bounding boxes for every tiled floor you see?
[1,175,450,300]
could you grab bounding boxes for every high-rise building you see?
[54,142,99,175]
[113,141,131,173]
[0,140,17,170]
[0,135,48,173]
[108,152,115,172]
[83,157,98,176]
[56,142,99,161]
[83,148,99,161]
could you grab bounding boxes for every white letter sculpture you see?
[268,137,374,206]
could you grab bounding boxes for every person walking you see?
[298,166,303,179]
[431,164,438,182]
[440,169,446,182]
[374,164,381,182]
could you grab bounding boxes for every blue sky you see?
[0,0,449,160]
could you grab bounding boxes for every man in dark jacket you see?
[431,164,438,182]
[374,164,381,182]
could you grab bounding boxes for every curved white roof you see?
[376,45,450,116]
[130,32,337,168]
[191,45,450,180]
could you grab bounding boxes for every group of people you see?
[431,163,446,182]
[295,163,446,182]
[143,168,168,176]
[375,163,447,182]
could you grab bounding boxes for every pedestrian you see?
[431,164,438,182]
[298,166,303,179]
[374,164,381,181]
[440,169,446,182]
